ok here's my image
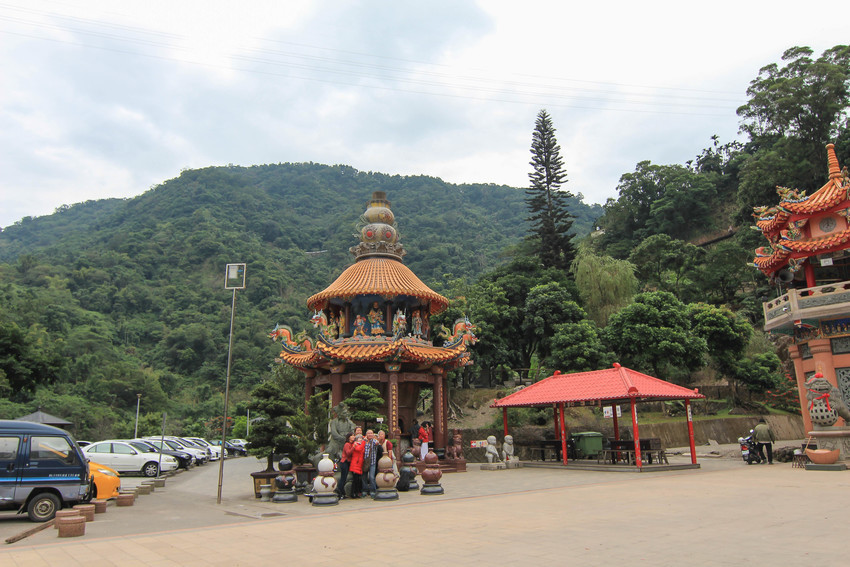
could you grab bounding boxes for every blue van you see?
[0,420,90,521]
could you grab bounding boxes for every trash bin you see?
[572,432,604,459]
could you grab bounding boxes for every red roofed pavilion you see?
[492,363,705,468]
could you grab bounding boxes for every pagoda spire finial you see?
[349,191,406,261]
[827,143,841,180]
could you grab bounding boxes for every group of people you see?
[336,427,395,499]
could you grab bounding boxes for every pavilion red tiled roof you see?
[306,257,448,315]
[491,364,704,408]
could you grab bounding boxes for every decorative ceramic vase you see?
[400,448,419,491]
[278,454,293,472]
[259,484,273,502]
[373,454,399,501]
[311,454,339,506]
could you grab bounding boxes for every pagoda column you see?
[788,344,813,433]
[433,368,448,450]
[804,260,816,289]
[330,373,343,408]
[388,372,400,437]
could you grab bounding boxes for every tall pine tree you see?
[526,109,575,270]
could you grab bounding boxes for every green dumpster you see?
[572,432,604,459]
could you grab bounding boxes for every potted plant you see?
[246,368,301,497]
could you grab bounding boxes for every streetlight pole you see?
[134,394,142,438]
[218,263,245,505]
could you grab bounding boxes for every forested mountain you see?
[0,162,601,437]
[2,45,847,439]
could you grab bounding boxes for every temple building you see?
[753,143,850,437]
[273,191,476,452]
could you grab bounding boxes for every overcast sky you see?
[1,1,847,229]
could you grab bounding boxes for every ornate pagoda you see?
[273,191,476,452]
[753,143,850,437]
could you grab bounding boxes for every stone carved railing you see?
[763,281,850,331]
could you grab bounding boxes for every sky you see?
[0,0,847,229]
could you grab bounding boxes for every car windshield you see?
[129,442,156,453]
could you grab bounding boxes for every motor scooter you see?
[738,430,762,465]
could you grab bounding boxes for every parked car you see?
[229,438,250,449]
[1,420,90,522]
[185,437,221,460]
[209,439,248,457]
[82,441,178,477]
[144,437,208,465]
[129,439,194,470]
[88,461,121,499]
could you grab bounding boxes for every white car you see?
[145,437,208,464]
[83,440,178,477]
[185,437,221,460]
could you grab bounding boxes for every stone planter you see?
[116,493,134,507]
[250,470,279,498]
[57,515,86,538]
[72,504,95,522]
[54,509,81,528]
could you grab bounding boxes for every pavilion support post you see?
[553,405,560,440]
[389,373,400,438]
[559,403,568,466]
[804,260,816,289]
[434,374,447,449]
[502,408,508,437]
[330,373,343,408]
[685,399,697,465]
[630,397,642,468]
[612,404,620,440]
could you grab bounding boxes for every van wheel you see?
[27,493,60,522]
[142,461,159,477]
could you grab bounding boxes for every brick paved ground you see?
[1,443,845,566]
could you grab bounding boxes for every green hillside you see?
[0,162,601,437]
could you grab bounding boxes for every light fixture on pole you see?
[218,263,246,504]
[134,394,142,438]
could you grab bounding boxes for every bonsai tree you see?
[246,366,301,471]
[342,384,386,431]
[288,390,330,464]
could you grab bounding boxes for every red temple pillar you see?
[389,372,400,438]
[630,397,642,468]
[434,373,447,449]
[330,373,343,408]
[804,260,816,289]
[559,403,568,465]
[612,404,620,440]
[685,399,697,465]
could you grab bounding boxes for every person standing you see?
[336,433,355,499]
[753,418,775,465]
[349,434,366,498]
[418,421,431,459]
[363,430,380,496]
[377,429,396,475]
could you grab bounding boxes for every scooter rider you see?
[753,418,775,465]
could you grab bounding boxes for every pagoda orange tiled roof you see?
[277,336,470,369]
[307,257,448,314]
[491,364,704,408]
[752,144,849,276]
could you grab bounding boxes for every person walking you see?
[753,418,775,465]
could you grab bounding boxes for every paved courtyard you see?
[1,444,846,566]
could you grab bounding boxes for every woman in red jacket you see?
[348,434,366,498]
[336,433,355,498]
[418,421,431,459]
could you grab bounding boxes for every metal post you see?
[218,263,245,505]
[686,399,697,465]
[217,287,237,504]
[134,394,142,438]
[246,409,250,437]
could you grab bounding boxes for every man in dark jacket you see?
[753,418,776,465]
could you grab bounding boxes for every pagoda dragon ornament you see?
[269,323,313,352]
[438,317,478,348]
